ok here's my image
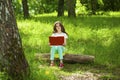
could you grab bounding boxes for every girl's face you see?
[56,23,61,32]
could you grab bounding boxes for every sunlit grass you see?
[17,12,120,80]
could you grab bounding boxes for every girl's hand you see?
[48,43,51,46]
[63,43,66,46]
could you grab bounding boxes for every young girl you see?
[49,21,68,68]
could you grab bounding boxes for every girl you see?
[49,21,68,68]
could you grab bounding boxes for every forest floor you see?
[18,12,120,80]
[37,59,120,80]
[58,72,100,80]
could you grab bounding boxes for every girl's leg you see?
[57,46,64,60]
[57,46,64,68]
[60,59,63,63]
[50,60,54,66]
[50,46,56,66]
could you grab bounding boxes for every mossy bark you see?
[0,0,29,80]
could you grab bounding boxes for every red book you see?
[49,36,64,45]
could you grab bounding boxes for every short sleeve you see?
[51,33,55,36]
[64,33,68,39]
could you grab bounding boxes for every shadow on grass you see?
[61,62,120,80]
[28,15,120,29]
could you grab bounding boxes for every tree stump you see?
[35,53,95,63]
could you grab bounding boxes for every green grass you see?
[16,12,120,80]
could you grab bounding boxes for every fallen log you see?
[64,54,94,63]
[35,53,95,63]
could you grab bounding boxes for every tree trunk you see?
[90,0,97,15]
[22,0,29,19]
[35,53,95,63]
[67,0,76,17]
[0,0,29,80]
[57,0,64,17]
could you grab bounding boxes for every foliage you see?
[76,0,88,15]
[12,0,22,15]
[12,0,120,16]
[102,0,120,11]
[12,0,58,15]
[80,0,120,12]
[0,72,9,80]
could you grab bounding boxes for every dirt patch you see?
[59,72,101,80]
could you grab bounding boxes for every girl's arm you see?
[63,38,67,46]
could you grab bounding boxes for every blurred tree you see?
[97,0,104,10]
[0,0,29,80]
[22,0,29,18]
[76,0,87,15]
[57,0,64,17]
[80,0,91,10]
[103,0,120,11]
[12,0,120,16]
[90,0,98,14]
[67,0,76,17]
[80,0,120,13]
[28,0,58,14]
[80,0,98,14]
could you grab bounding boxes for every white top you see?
[51,32,68,39]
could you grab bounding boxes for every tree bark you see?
[57,0,64,17]
[64,54,94,63]
[67,0,76,17]
[22,0,29,19]
[35,53,95,63]
[90,0,97,14]
[0,0,29,80]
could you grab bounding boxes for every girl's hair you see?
[53,21,68,35]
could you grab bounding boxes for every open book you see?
[49,36,64,45]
